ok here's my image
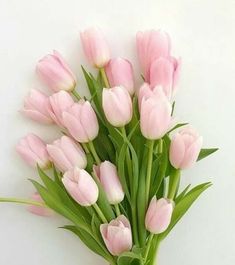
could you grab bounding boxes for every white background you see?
[0,0,234,264]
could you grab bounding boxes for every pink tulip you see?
[48,91,74,127]
[36,50,76,92]
[27,192,54,217]
[46,136,87,172]
[145,197,173,234]
[136,30,171,81]
[105,58,134,95]
[102,86,133,127]
[80,28,110,68]
[16,134,50,169]
[140,88,172,139]
[62,167,98,206]
[94,161,124,205]
[149,57,181,98]
[100,215,132,256]
[169,127,203,169]
[63,100,99,143]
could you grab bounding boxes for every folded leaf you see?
[197,148,218,161]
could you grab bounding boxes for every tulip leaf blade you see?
[117,251,142,265]
[159,182,212,240]
[167,123,188,133]
[197,148,218,161]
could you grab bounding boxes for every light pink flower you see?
[170,127,203,169]
[27,192,54,217]
[63,100,99,143]
[48,91,74,127]
[80,28,110,68]
[145,197,173,234]
[105,58,134,95]
[100,215,132,256]
[136,30,171,81]
[94,161,124,204]
[62,168,98,206]
[36,50,76,92]
[102,86,133,127]
[47,136,87,172]
[150,56,181,98]
[140,88,172,139]
[16,134,50,169]
[21,89,53,124]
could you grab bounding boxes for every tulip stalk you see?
[71,89,81,100]
[145,139,154,205]
[88,141,101,165]
[168,169,181,200]
[93,203,108,223]
[0,197,47,207]
[100,67,110,88]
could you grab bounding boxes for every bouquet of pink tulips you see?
[1,28,217,265]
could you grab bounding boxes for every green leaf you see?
[175,184,191,204]
[117,251,142,265]
[168,123,188,133]
[159,182,212,240]
[197,148,218,161]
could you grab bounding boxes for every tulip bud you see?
[102,86,133,127]
[80,28,110,68]
[140,88,172,139]
[105,58,134,95]
[94,161,124,204]
[62,167,98,206]
[100,215,132,256]
[47,136,87,172]
[16,134,50,169]
[48,91,74,127]
[36,50,76,92]
[62,100,99,143]
[27,192,54,217]
[136,30,171,81]
[169,127,203,169]
[21,89,53,124]
[145,197,173,234]
[149,57,181,99]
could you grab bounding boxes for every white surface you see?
[0,0,235,264]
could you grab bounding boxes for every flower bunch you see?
[1,28,217,265]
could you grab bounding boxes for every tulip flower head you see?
[80,28,110,68]
[145,197,173,234]
[100,215,132,256]
[63,100,99,143]
[36,50,77,92]
[170,127,203,169]
[102,86,133,127]
[21,89,53,124]
[16,134,50,169]
[47,136,87,172]
[94,161,124,205]
[62,168,99,206]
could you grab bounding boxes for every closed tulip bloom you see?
[149,57,181,99]
[105,58,134,95]
[100,215,132,256]
[48,91,74,127]
[140,89,172,139]
[102,86,133,127]
[94,161,124,204]
[63,100,99,143]
[62,167,98,206]
[16,134,50,169]
[136,30,171,81]
[80,28,110,68]
[145,197,173,234]
[36,50,76,92]
[46,136,87,172]
[169,127,203,169]
[21,89,53,124]
[27,192,54,217]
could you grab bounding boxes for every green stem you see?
[149,237,160,265]
[144,233,154,262]
[158,138,163,154]
[93,203,108,223]
[168,169,181,200]
[100,67,110,88]
[71,89,81,100]
[88,141,101,165]
[0,197,47,207]
[114,204,121,216]
[81,142,90,154]
[145,140,154,206]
